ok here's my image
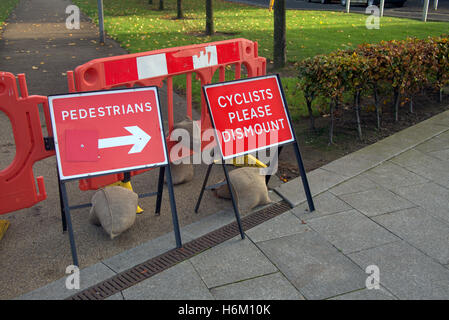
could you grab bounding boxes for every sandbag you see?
[89,186,138,239]
[168,161,194,185]
[170,117,201,151]
[213,167,272,213]
[166,118,199,185]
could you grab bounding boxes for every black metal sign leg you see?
[122,171,131,183]
[194,162,214,213]
[57,174,67,232]
[221,160,245,240]
[293,142,315,212]
[155,166,165,215]
[59,181,79,266]
[164,164,182,248]
[265,145,284,186]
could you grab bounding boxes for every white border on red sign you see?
[48,86,168,181]
[204,74,295,160]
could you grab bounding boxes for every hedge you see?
[297,35,449,144]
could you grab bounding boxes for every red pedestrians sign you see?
[203,75,295,160]
[48,87,168,180]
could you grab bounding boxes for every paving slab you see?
[373,207,449,265]
[17,262,116,300]
[181,190,283,241]
[245,211,309,243]
[122,261,214,300]
[392,182,449,225]
[424,110,449,127]
[247,190,285,214]
[319,152,381,179]
[362,161,428,190]
[307,210,399,254]
[291,191,353,220]
[322,118,449,179]
[435,130,449,142]
[428,149,449,162]
[257,231,366,300]
[390,149,449,188]
[414,136,449,153]
[267,175,284,190]
[328,175,380,197]
[189,236,278,289]
[379,117,449,148]
[329,287,396,300]
[267,190,283,203]
[102,231,194,273]
[182,209,235,240]
[338,187,416,217]
[348,241,449,300]
[106,292,124,300]
[274,168,347,207]
[210,272,305,300]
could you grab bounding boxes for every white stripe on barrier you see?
[136,44,219,79]
[193,46,218,69]
[136,53,168,79]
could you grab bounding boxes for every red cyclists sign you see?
[203,75,294,160]
[48,87,167,180]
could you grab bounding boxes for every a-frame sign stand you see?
[195,74,315,235]
[48,86,182,266]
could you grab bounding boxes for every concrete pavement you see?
[17,109,449,300]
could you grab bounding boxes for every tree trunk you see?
[354,91,362,140]
[306,95,315,131]
[329,100,335,145]
[159,0,164,10]
[177,0,183,19]
[273,0,286,69]
[205,0,214,35]
[440,88,443,103]
[410,96,414,113]
[373,84,381,130]
[394,89,400,122]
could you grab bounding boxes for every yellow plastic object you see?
[0,220,10,241]
[269,0,275,11]
[215,154,267,168]
[107,181,144,214]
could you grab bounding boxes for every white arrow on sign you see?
[98,126,151,154]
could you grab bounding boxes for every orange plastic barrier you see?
[67,38,266,191]
[0,72,55,214]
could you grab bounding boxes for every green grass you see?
[71,0,449,119]
[0,0,18,25]
[72,0,449,61]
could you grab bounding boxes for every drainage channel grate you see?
[68,200,291,300]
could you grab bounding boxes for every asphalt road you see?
[227,0,449,21]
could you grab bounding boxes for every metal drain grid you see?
[67,200,291,300]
